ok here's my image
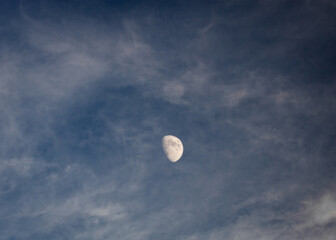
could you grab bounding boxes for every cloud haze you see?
[0,0,335,239]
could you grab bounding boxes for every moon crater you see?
[162,135,183,162]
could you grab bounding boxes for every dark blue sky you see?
[1,0,336,239]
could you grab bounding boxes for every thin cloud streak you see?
[0,1,335,239]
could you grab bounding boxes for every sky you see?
[0,0,336,239]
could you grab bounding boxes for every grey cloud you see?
[304,190,336,226]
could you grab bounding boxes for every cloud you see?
[0,159,133,239]
[0,1,335,239]
[0,157,37,176]
[305,191,336,226]
[163,82,185,104]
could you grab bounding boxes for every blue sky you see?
[1,0,336,239]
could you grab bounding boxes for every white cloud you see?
[0,157,46,176]
[0,4,335,240]
[305,192,336,225]
[163,82,185,104]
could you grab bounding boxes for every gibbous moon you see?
[162,135,183,162]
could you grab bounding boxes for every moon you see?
[162,135,183,162]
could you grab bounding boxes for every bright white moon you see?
[162,135,183,162]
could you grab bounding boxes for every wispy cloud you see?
[0,1,335,239]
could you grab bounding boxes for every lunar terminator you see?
[162,135,183,162]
